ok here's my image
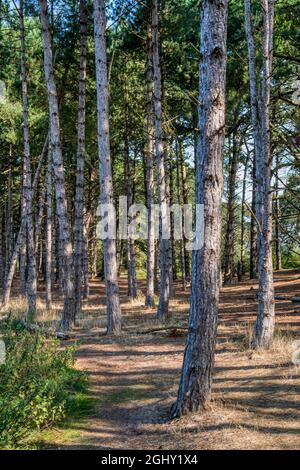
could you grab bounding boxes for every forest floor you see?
[6,269,300,450]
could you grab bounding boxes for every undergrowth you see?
[0,319,91,449]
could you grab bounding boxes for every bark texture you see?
[74,0,88,317]
[145,15,155,307]
[244,0,275,348]
[39,0,75,331]
[94,0,122,335]
[171,0,228,418]
[223,132,239,285]
[19,0,37,318]
[152,0,170,321]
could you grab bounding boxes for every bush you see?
[0,321,87,448]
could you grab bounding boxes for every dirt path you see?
[49,270,300,450]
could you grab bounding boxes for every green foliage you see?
[0,322,87,449]
[281,250,300,269]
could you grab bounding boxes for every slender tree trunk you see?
[250,154,257,279]
[94,0,122,335]
[169,151,177,281]
[171,0,228,418]
[1,137,48,307]
[274,156,282,270]
[164,140,174,297]
[90,219,98,279]
[39,0,75,331]
[176,140,186,290]
[145,15,155,307]
[19,0,37,317]
[35,188,46,272]
[244,0,275,348]
[223,131,239,285]
[45,146,52,309]
[124,76,137,299]
[154,239,159,293]
[179,140,190,282]
[74,0,88,317]
[82,212,90,299]
[0,207,3,289]
[152,0,170,321]
[5,155,13,282]
[239,150,249,281]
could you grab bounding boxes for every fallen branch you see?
[129,326,188,335]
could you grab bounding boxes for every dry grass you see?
[1,270,300,449]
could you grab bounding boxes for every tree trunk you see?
[179,140,190,282]
[5,155,13,283]
[223,131,239,285]
[169,151,177,281]
[39,0,75,331]
[1,137,48,307]
[82,212,90,299]
[94,0,122,335]
[45,145,52,309]
[171,0,228,418]
[152,0,170,321]
[164,140,174,297]
[19,0,37,318]
[176,140,186,290]
[0,206,4,289]
[274,156,282,270]
[74,0,88,317]
[124,76,137,299]
[145,15,155,307]
[239,150,249,281]
[244,0,275,348]
[250,154,257,279]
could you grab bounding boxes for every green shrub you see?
[0,321,87,448]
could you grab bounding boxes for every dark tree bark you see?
[74,0,88,317]
[171,0,228,418]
